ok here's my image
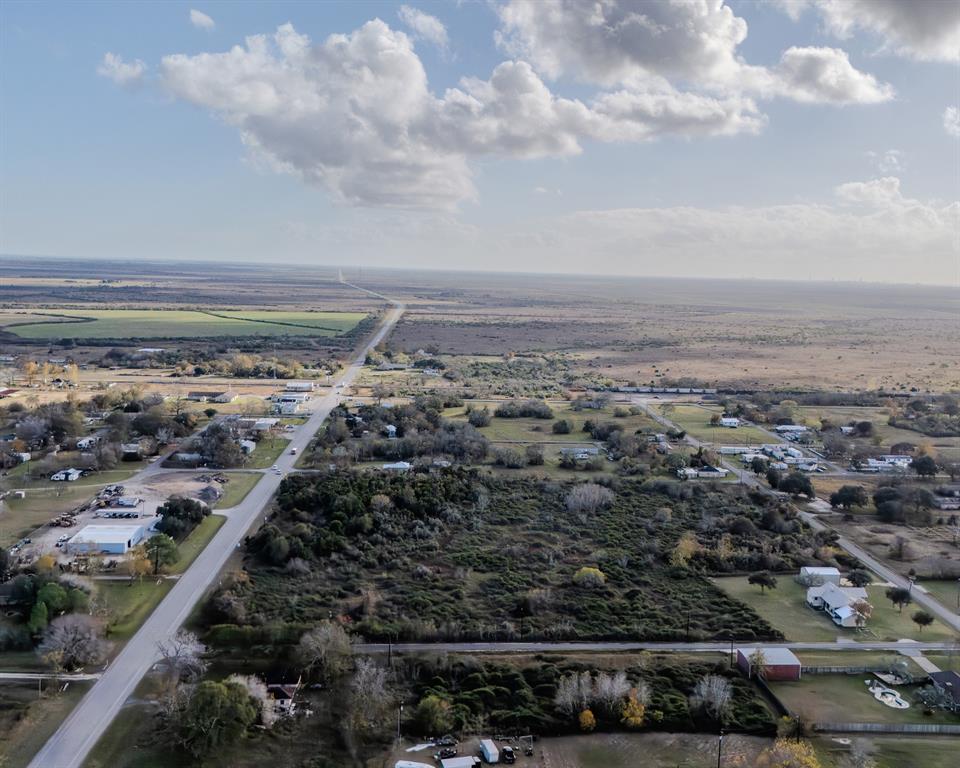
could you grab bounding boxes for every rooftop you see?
[737,647,801,666]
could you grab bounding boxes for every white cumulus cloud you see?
[945,106,960,138]
[190,9,215,30]
[159,22,768,209]
[777,0,960,62]
[398,5,448,49]
[97,52,146,86]
[495,0,894,105]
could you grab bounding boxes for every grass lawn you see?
[0,486,99,547]
[97,580,174,641]
[816,736,960,768]
[658,404,772,445]
[1,463,146,492]
[245,437,290,469]
[712,576,957,642]
[770,673,957,725]
[0,681,91,768]
[167,514,226,574]
[214,472,262,509]
[917,579,960,614]
[3,309,365,339]
[923,653,960,672]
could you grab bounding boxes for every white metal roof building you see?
[67,524,146,555]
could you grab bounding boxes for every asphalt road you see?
[28,300,404,768]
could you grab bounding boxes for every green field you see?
[167,514,226,574]
[97,580,174,640]
[245,437,290,469]
[918,580,960,614]
[2,309,366,339]
[714,576,957,642]
[214,472,263,508]
[816,737,960,768]
[658,404,773,445]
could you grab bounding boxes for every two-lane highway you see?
[28,299,404,768]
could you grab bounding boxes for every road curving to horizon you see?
[28,297,405,768]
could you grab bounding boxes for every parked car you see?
[501,746,516,764]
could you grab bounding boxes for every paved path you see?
[354,639,958,655]
[28,299,404,768]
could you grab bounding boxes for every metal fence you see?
[815,722,960,735]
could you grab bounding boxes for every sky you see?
[1,0,958,285]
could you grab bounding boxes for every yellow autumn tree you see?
[755,738,822,768]
[35,553,57,572]
[578,709,596,732]
[670,532,701,568]
[620,689,646,729]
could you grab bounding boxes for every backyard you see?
[713,575,957,642]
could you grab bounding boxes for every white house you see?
[285,381,315,392]
[382,461,411,472]
[239,439,257,455]
[274,401,301,415]
[798,566,841,586]
[76,436,99,450]
[774,424,808,434]
[67,524,146,555]
[806,583,868,628]
[51,468,83,482]
[719,417,740,428]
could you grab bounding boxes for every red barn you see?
[737,647,802,681]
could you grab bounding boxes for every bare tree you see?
[349,658,389,732]
[157,630,207,689]
[297,621,353,680]
[565,483,615,514]
[39,615,108,670]
[690,674,733,721]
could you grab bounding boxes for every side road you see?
[27,299,404,768]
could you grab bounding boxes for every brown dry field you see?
[366,271,959,392]
[2,260,958,392]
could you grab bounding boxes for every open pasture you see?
[1,308,366,339]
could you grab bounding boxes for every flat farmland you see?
[1,309,366,339]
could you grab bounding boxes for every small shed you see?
[440,758,480,768]
[719,417,740,428]
[798,566,841,586]
[736,647,802,681]
[51,468,83,482]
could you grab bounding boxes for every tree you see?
[847,569,871,588]
[912,610,934,633]
[670,532,701,568]
[747,649,767,680]
[467,407,491,428]
[850,599,873,630]
[573,566,607,589]
[748,571,778,593]
[885,586,912,614]
[767,467,782,489]
[157,630,207,689]
[565,483,614,514]
[778,471,814,498]
[28,600,48,635]
[228,674,276,728]
[911,455,938,477]
[36,583,69,614]
[414,694,454,735]
[349,658,389,733]
[690,674,732,722]
[143,534,180,574]
[38,614,107,670]
[578,709,596,732]
[155,497,209,540]
[297,621,353,680]
[830,485,868,510]
[751,456,769,474]
[620,684,649,729]
[756,738,822,768]
[169,679,258,758]
[525,444,544,466]
[552,419,573,434]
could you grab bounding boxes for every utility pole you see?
[716,729,723,768]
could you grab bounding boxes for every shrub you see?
[573,567,607,589]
